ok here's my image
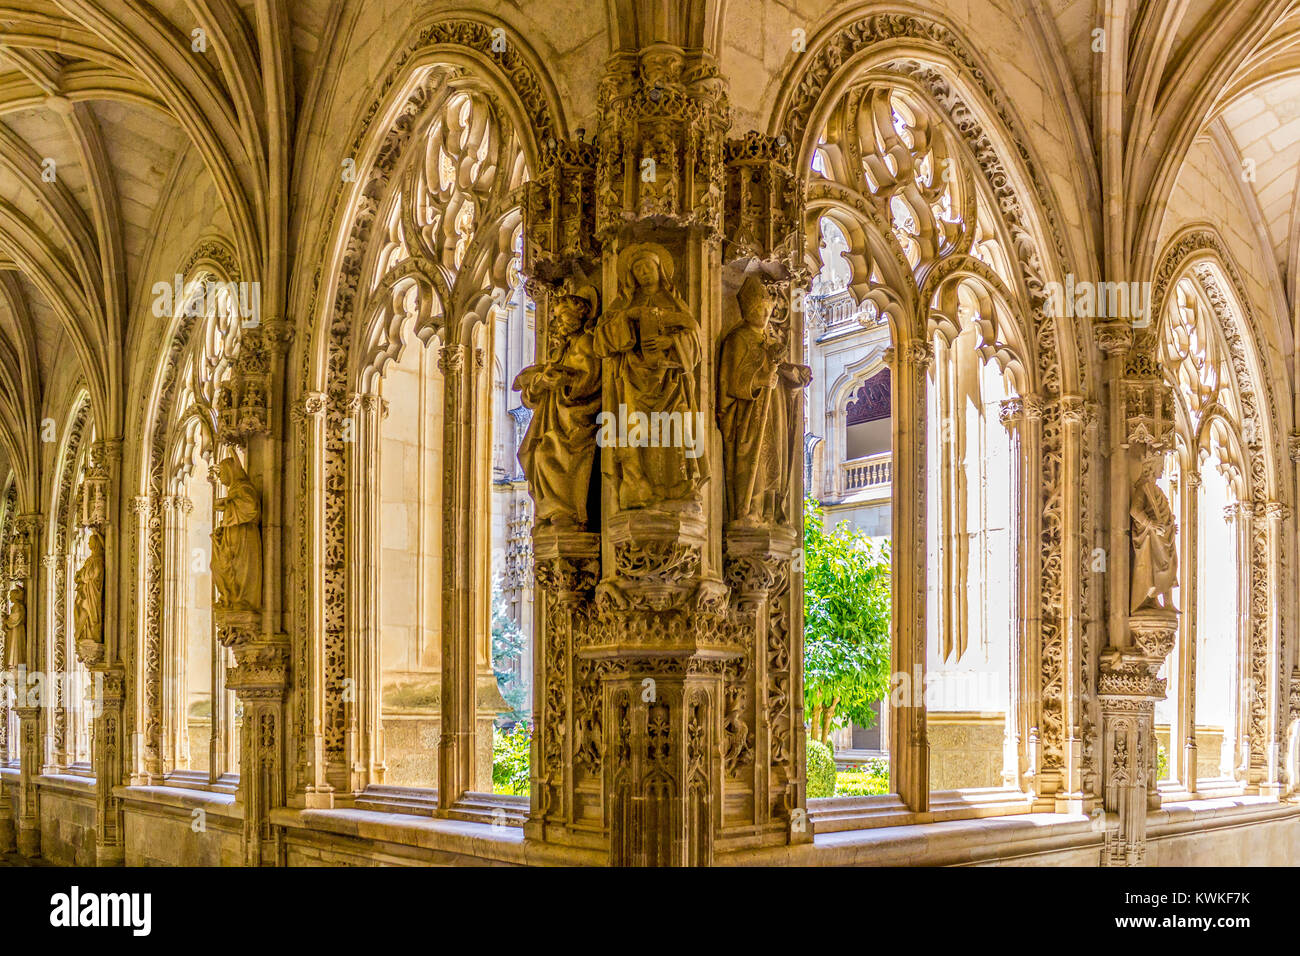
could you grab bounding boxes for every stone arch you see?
[1147,225,1291,787]
[129,237,242,779]
[45,392,94,771]
[294,22,565,796]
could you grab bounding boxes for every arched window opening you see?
[1156,276,1247,792]
[488,224,534,794]
[375,312,445,790]
[158,278,244,787]
[924,302,1014,791]
[802,78,1029,803]
[352,81,534,799]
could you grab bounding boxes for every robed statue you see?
[1129,452,1177,614]
[514,282,603,530]
[212,456,262,612]
[594,243,707,509]
[4,583,25,670]
[718,275,812,527]
[74,530,105,646]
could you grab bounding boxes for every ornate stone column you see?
[226,640,288,865]
[891,341,931,813]
[10,513,41,858]
[74,441,128,866]
[343,391,385,792]
[1177,470,1201,791]
[521,42,809,864]
[1098,374,1178,866]
[437,342,477,807]
[1262,500,1289,795]
[289,392,332,808]
[215,320,290,864]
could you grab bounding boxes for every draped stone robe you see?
[594,287,707,509]
[214,476,262,612]
[516,327,603,527]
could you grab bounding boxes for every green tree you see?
[802,496,892,744]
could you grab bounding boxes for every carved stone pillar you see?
[88,667,125,865]
[128,493,154,784]
[226,639,289,866]
[1099,372,1178,865]
[891,341,931,812]
[438,342,476,807]
[1230,501,1254,782]
[1262,501,1289,795]
[1098,618,1174,866]
[290,392,332,808]
[998,397,1030,792]
[521,42,811,864]
[1177,471,1201,792]
[10,513,40,858]
[344,391,385,792]
[14,706,40,858]
[41,551,65,774]
[1058,396,1087,807]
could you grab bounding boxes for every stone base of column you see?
[0,793,15,853]
[95,842,124,867]
[1098,610,1176,867]
[16,825,39,859]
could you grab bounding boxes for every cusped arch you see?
[767,8,1079,396]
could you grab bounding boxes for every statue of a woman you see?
[593,243,707,509]
[514,283,603,530]
[718,275,811,527]
[1130,452,1177,614]
[74,531,105,647]
[4,583,26,670]
[212,456,262,612]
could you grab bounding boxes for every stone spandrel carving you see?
[1129,451,1177,615]
[4,583,25,670]
[74,531,105,648]
[514,283,603,530]
[594,243,708,509]
[212,456,263,614]
[718,275,811,527]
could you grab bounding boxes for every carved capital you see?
[901,340,933,370]
[226,640,290,701]
[1094,321,1133,356]
[437,344,465,376]
[292,391,328,422]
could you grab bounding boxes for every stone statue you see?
[718,275,812,527]
[4,583,25,670]
[1129,452,1177,614]
[212,456,262,613]
[593,243,707,509]
[514,282,603,530]
[74,530,105,646]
